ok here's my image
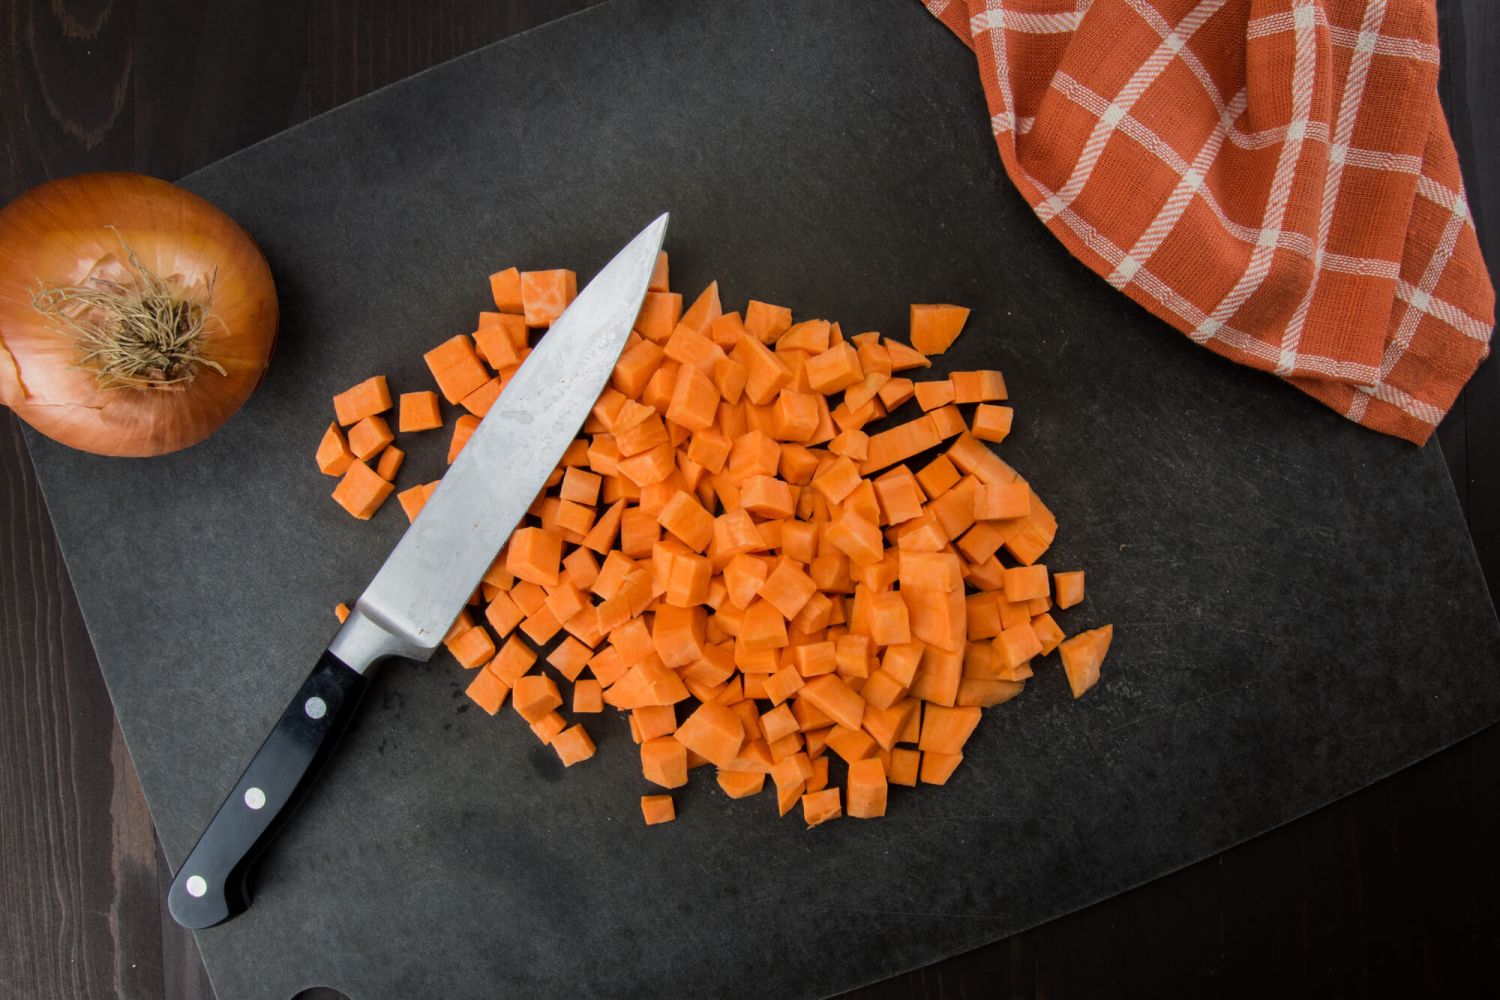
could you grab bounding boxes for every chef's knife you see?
[167,214,668,930]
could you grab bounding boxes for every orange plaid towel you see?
[924,0,1494,444]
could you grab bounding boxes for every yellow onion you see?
[0,173,277,456]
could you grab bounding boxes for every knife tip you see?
[639,212,669,250]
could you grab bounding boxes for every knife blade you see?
[167,213,668,930]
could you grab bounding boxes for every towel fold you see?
[925,0,1493,443]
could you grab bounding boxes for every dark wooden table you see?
[2,3,1495,998]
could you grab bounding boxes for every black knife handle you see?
[167,650,367,929]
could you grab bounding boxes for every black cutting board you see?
[21,1,1500,998]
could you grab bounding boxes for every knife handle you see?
[167,650,367,929]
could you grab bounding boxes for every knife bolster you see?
[327,605,433,673]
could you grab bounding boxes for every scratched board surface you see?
[20,1,1500,998]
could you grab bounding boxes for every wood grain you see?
[1437,0,1499,600]
[0,405,181,1000]
[0,2,1494,998]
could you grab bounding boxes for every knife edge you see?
[329,213,668,674]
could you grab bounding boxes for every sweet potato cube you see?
[882,339,930,372]
[332,375,393,426]
[732,334,792,404]
[846,757,888,818]
[316,422,355,476]
[460,376,505,417]
[868,591,912,646]
[374,445,404,481]
[1003,564,1050,602]
[909,303,970,355]
[801,788,842,827]
[617,442,677,487]
[486,635,537,685]
[587,646,627,687]
[636,291,683,342]
[474,315,528,370]
[760,703,800,743]
[860,415,941,475]
[1053,570,1086,609]
[965,594,1002,641]
[802,341,863,394]
[346,414,393,461]
[800,674,866,731]
[957,677,1024,708]
[744,300,793,343]
[976,481,1030,520]
[740,476,795,518]
[641,736,689,788]
[889,747,920,786]
[791,641,838,678]
[680,281,723,334]
[465,671,509,715]
[674,701,746,768]
[777,318,830,353]
[759,560,817,620]
[488,266,524,312]
[510,581,547,616]
[1059,624,1113,699]
[915,455,959,499]
[512,674,563,723]
[717,771,765,799]
[899,550,963,591]
[972,404,1014,443]
[741,598,789,651]
[995,621,1043,670]
[909,644,962,706]
[659,490,715,552]
[811,456,862,504]
[873,466,925,525]
[565,677,601,714]
[548,499,591,538]
[828,430,869,464]
[640,794,676,825]
[951,369,1007,403]
[928,405,966,441]
[642,250,668,294]
[918,704,981,755]
[772,389,819,442]
[632,704,677,742]
[826,725,878,763]
[664,552,712,608]
[507,527,563,587]
[919,750,963,784]
[448,414,481,463]
[425,337,490,404]
[448,626,496,669]
[520,606,563,645]
[914,380,955,411]
[552,724,596,766]
[957,522,1005,565]
[520,268,577,327]
[545,633,591,680]
[332,461,394,519]
[530,712,567,746]
[687,429,732,474]
[1030,612,1066,656]
[826,511,883,566]
[666,363,721,431]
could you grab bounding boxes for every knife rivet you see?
[304,696,327,720]
[244,786,266,810]
[185,875,207,898]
